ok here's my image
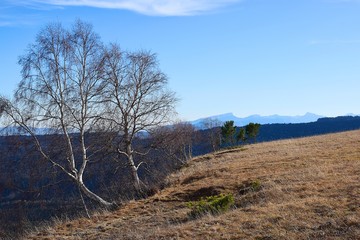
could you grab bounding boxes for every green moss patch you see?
[187,193,235,218]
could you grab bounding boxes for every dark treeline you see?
[256,116,360,142]
[196,116,360,150]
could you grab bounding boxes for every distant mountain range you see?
[191,112,326,129]
[0,127,57,136]
[2,113,358,134]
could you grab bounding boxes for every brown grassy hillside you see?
[25,130,360,239]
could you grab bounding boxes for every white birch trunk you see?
[126,141,141,192]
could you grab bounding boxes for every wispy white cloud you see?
[0,1,52,27]
[309,40,360,45]
[0,21,11,27]
[0,14,40,27]
[9,0,242,16]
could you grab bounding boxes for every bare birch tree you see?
[0,20,113,208]
[152,122,195,164]
[102,44,177,192]
[201,118,222,152]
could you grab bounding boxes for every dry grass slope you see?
[25,130,360,239]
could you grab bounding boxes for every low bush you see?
[187,193,234,218]
[251,179,262,191]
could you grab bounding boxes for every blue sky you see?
[1,0,360,121]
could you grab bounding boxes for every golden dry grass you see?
[25,130,360,239]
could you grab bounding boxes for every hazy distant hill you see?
[191,112,324,129]
[0,127,56,136]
